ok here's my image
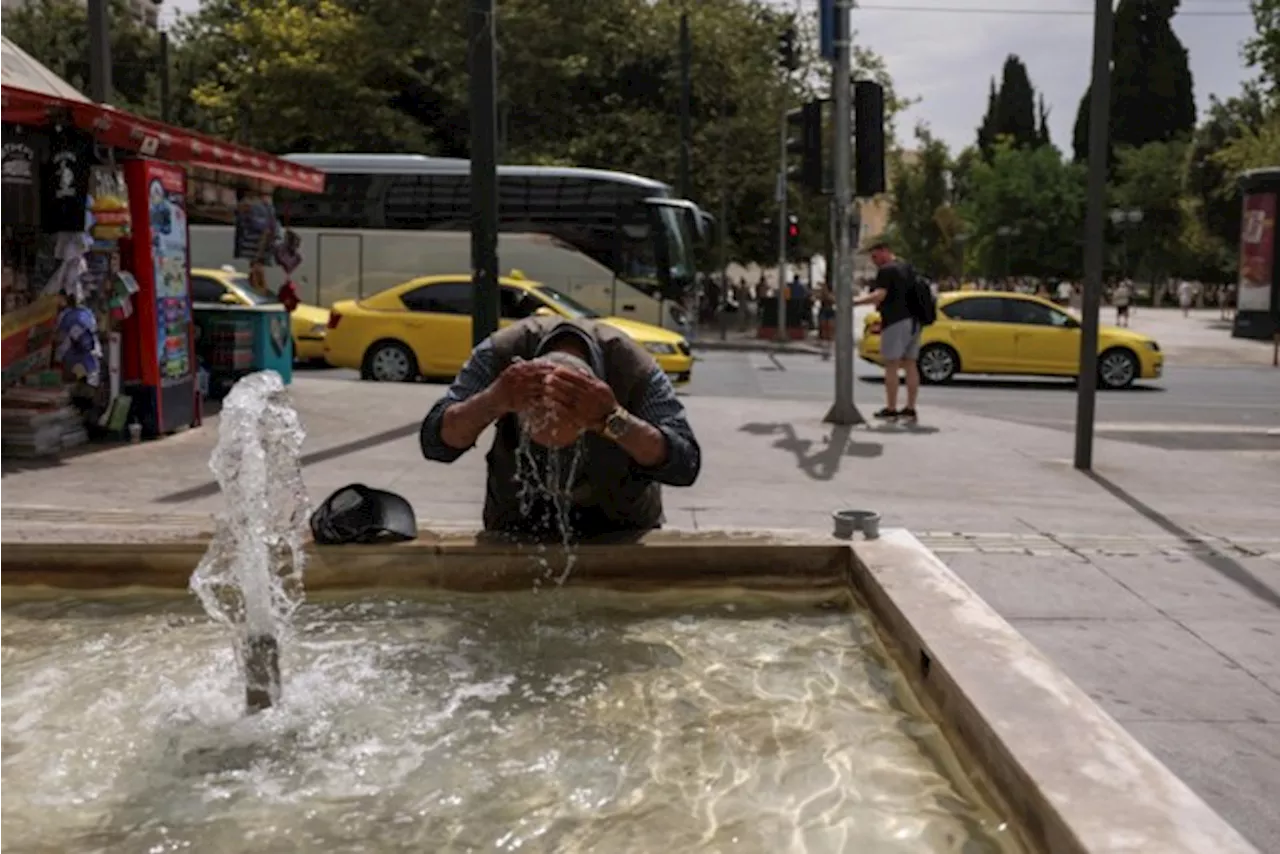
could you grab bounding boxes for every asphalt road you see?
[683,350,1280,452]
[300,350,1280,451]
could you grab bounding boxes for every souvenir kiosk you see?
[1,37,324,452]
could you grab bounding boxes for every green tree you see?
[961,139,1086,278]
[177,0,429,152]
[1245,0,1280,99]
[2,0,163,115]
[975,55,1047,156]
[1183,87,1268,275]
[886,127,965,277]
[1109,142,1186,280]
[1072,0,1196,162]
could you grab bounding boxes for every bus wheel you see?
[363,341,418,383]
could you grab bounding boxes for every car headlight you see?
[1144,341,1160,351]
[310,323,328,336]
[644,341,677,355]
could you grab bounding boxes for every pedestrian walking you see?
[1178,280,1194,317]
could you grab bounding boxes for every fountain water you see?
[189,370,310,713]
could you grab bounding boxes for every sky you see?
[846,0,1256,153]
[165,0,1256,156]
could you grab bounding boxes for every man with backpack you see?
[854,239,936,424]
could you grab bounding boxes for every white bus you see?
[189,154,704,331]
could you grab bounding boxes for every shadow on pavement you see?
[740,422,883,481]
[857,376,1165,393]
[157,421,421,504]
[1084,470,1280,611]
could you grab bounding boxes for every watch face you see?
[606,411,630,437]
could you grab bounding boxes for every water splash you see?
[190,371,310,713]
[515,426,586,587]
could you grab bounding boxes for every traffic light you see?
[786,215,800,258]
[777,26,798,72]
[786,100,824,194]
[854,80,886,196]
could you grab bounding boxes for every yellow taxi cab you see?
[189,267,331,362]
[323,274,694,384]
[858,291,1163,389]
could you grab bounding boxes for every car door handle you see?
[622,304,636,312]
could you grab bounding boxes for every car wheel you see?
[363,341,418,383]
[1098,348,1138,390]
[917,343,959,384]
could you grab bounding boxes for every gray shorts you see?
[880,318,920,361]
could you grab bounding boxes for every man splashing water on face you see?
[420,318,702,540]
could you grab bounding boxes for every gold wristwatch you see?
[601,406,633,441]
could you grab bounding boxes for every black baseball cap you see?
[310,484,417,545]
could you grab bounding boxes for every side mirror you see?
[220,292,240,305]
[1064,317,1080,329]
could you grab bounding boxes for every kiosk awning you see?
[1,83,325,194]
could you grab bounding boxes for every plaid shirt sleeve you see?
[419,340,499,463]
[629,365,701,487]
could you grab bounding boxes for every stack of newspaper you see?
[1,385,87,457]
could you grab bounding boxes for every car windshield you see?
[225,273,279,306]
[534,285,600,319]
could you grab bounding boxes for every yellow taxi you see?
[189,267,331,362]
[323,274,694,384]
[858,291,1163,389]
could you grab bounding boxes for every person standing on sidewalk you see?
[854,239,921,424]
[1112,279,1133,328]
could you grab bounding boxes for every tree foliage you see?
[1245,0,1280,100]
[2,0,162,115]
[962,140,1086,278]
[1073,0,1196,162]
[887,127,963,277]
[975,55,1049,156]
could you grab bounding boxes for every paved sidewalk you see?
[2,376,1278,849]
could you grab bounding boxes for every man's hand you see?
[544,367,617,430]
[492,358,555,414]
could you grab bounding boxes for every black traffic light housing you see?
[786,215,800,258]
[854,80,886,196]
[777,27,798,72]
[786,100,825,195]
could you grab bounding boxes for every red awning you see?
[1,84,325,194]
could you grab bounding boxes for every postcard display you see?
[2,125,138,457]
[120,158,195,437]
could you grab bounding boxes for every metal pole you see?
[1073,0,1114,471]
[469,0,500,346]
[159,30,171,123]
[825,0,861,424]
[87,0,112,103]
[678,12,692,201]
[776,96,789,341]
[719,96,730,341]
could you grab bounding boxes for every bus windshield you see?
[657,204,696,285]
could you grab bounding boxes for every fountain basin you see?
[1,524,1259,854]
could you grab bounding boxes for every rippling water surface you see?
[1,591,1027,854]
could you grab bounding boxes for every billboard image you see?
[1238,191,1275,314]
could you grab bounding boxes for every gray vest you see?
[482,317,663,537]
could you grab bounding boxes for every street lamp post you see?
[995,225,1021,280]
[1108,208,1143,283]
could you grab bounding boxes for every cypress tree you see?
[976,55,1050,156]
[1072,0,1196,161]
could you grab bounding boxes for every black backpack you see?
[904,265,938,326]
